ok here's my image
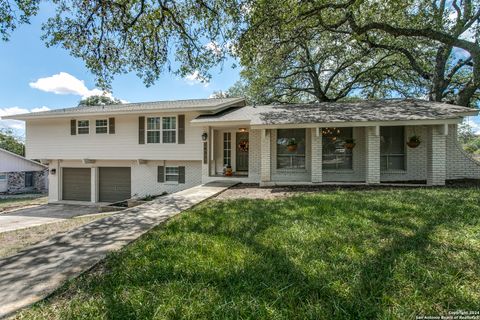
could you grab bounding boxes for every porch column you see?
[260,129,271,182]
[201,126,210,181]
[91,167,98,203]
[311,128,322,183]
[427,124,447,186]
[365,126,380,184]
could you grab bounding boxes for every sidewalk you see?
[0,181,236,318]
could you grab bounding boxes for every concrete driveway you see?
[0,204,100,233]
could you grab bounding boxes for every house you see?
[0,148,48,194]
[3,98,479,203]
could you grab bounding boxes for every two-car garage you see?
[62,167,131,202]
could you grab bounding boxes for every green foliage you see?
[16,188,480,319]
[0,0,39,41]
[0,128,24,156]
[78,95,122,106]
[210,80,267,105]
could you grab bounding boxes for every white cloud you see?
[29,72,114,99]
[0,106,51,134]
[205,41,223,57]
[185,71,209,87]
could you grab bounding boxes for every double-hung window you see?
[381,126,405,171]
[162,117,176,143]
[25,172,34,188]
[276,129,306,169]
[322,127,353,170]
[146,116,176,143]
[96,119,108,134]
[147,117,161,143]
[165,167,179,182]
[77,120,89,134]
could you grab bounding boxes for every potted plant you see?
[343,138,356,150]
[287,138,298,152]
[225,165,233,176]
[407,135,421,148]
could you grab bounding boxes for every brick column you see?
[311,128,322,183]
[260,129,271,182]
[427,125,447,186]
[365,126,380,184]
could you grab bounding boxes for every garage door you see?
[99,167,131,203]
[62,168,91,201]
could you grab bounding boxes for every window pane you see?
[78,120,89,127]
[380,156,388,171]
[78,127,89,134]
[147,117,160,130]
[162,131,176,143]
[147,131,160,143]
[381,126,404,154]
[322,127,353,169]
[276,129,306,169]
[162,117,176,129]
[389,155,405,170]
[96,127,108,134]
[96,120,107,127]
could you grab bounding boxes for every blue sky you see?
[1,2,479,136]
[0,3,240,135]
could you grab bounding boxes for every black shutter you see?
[70,120,76,135]
[139,116,145,144]
[157,166,164,182]
[178,115,185,144]
[178,166,185,184]
[109,117,115,134]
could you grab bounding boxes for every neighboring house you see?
[0,148,48,194]
[3,98,479,203]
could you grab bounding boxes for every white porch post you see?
[260,129,271,183]
[311,128,322,183]
[365,126,381,184]
[427,124,447,186]
[91,167,98,203]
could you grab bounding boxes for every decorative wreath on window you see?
[238,140,249,152]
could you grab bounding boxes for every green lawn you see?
[15,188,480,319]
[0,196,47,212]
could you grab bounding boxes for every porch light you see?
[201,132,208,141]
[238,128,248,132]
[50,168,56,175]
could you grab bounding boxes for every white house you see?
[0,148,47,194]
[4,97,479,203]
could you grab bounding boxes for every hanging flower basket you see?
[343,139,356,150]
[407,135,421,148]
[287,138,298,152]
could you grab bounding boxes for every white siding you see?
[25,112,203,160]
[0,150,45,172]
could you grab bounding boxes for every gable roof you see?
[0,148,46,171]
[191,99,478,127]
[3,98,246,120]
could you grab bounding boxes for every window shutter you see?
[70,120,76,135]
[109,117,115,134]
[178,166,185,184]
[178,115,185,144]
[139,116,145,144]
[157,166,164,183]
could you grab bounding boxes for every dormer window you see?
[77,120,89,134]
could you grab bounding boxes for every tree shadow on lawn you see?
[36,189,480,319]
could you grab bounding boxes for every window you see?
[381,126,405,171]
[223,132,232,166]
[322,127,353,170]
[277,129,306,169]
[162,117,177,143]
[77,120,89,134]
[0,173,6,181]
[165,167,179,182]
[95,119,108,134]
[25,172,34,187]
[146,117,161,143]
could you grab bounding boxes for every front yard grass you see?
[0,196,47,212]
[15,188,480,319]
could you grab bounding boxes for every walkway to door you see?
[0,181,237,318]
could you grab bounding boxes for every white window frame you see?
[145,116,178,144]
[223,132,232,166]
[95,119,108,134]
[146,117,161,144]
[165,166,179,184]
[77,120,90,134]
[162,116,177,144]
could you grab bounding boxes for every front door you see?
[236,132,249,172]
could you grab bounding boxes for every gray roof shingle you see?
[3,97,245,120]
[192,99,477,126]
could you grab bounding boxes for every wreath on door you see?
[238,140,249,152]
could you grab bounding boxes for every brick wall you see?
[446,124,480,179]
[6,170,47,194]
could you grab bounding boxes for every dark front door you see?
[236,132,249,172]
